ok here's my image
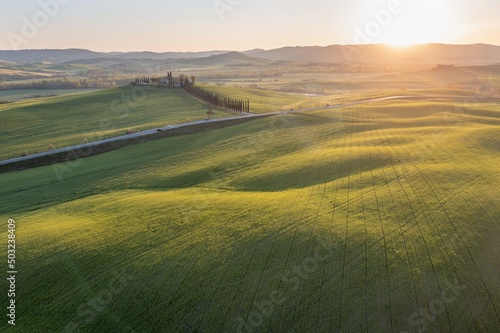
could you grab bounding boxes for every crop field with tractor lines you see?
[1,94,499,332]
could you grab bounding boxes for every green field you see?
[200,66,500,99]
[0,89,102,103]
[196,83,336,113]
[1,97,499,332]
[0,86,233,160]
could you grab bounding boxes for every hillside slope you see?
[1,99,499,332]
[0,86,232,160]
[2,44,499,65]
[246,43,500,64]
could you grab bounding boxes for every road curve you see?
[1,95,497,167]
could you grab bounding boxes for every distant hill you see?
[106,50,230,60]
[0,51,275,80]
[0,49,231,64]
[243,43,500,65]
[165,52,274,67]
[460,63,500,75]
[1,44,499,66]
[0,49,102,63]
[46,52,274,71]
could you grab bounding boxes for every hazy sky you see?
[1,0,499,52]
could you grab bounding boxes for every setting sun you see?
[378,0,455,46]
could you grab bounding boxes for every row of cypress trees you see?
[183,84,250,113]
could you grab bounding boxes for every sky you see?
[0,0,499,52]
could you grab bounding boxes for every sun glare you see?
[386,40,415,48]
[378,0,454,47]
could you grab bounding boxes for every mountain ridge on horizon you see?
[1,43,499,65]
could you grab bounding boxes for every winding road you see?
[1,95,497,167]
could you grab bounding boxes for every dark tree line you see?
[134,76,167,84]
[133,72,191,87]
[183,84,250,113]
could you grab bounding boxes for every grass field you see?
[1,97,499,332]
[196,83,336,113]
[0,89,103,103]
[200,67,500,99]
[0,86,233,160]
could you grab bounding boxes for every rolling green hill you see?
[0,86,233,160]
[1,98,499,332]
[162,52,274,68]
[0,89,102,102]
[196,83,336,113]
